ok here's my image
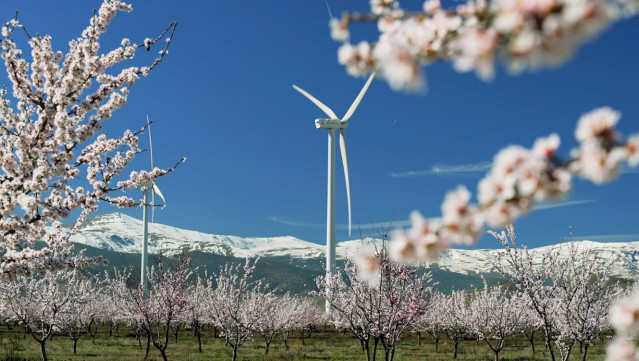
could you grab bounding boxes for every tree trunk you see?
[388,346,396,361]
[417,331,421,346]
[544,332,556,361]
[159,348,168,361]
[582,343,589,361]
[195,326,202,353]
[526,330,535,353]
[73,338,78,354]
[39,340,48,361]
[87,319,98,344]
[232,346,238,361]
[264,338,271,355]
[144,332,151,359]
[494,349,500,361]
[364,339,371,361]
[435,335,440,352]
[453,341,459,360]
[372,337,380,361]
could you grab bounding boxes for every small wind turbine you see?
[292,73,375,312]
[141,116,166,294]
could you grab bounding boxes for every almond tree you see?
[491,225,622,361]
[206,258,266,361]
[0,0,183,279]
[315,244,430,361]
[251,292,294,355]
[469,282,525,361]
[491,225,568,361]
[58,275,103,354]
[2,269,91,361]
[283,297,322,347]
[413,291,445,351]
[105,267,150,354]
[550,242,620,361]
[132,255,192,361]
[520,301,543,355]
[441,289,471,360]
[183,273,209,353]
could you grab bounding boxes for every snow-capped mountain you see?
[69,213,639,280]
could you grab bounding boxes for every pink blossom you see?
[606,338,639,361]
[575,106,620,143]
[610,292,639,336]
[451,28,498,80]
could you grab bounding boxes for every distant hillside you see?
[65,212,639,294]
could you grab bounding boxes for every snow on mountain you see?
[69,213,325,259]
[69,213,639,279]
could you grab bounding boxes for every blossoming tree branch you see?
[0,0,184,279]
[331,0,638,91]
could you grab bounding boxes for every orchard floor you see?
[0,324,609,361]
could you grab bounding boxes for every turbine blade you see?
[342,72,375,122]
[292,84,338,119]
[148,115,156,223]
[147,116,155,170]
[339,129,352,236]
[152,183,166,203]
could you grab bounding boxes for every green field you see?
[0,323,610,361]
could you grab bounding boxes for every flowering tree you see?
[490,225,621,361]
[550,242,621,361]
[1,270,91,361]
[183,273,209,353]
[412,291,445,350]
[132,255,192,361]
[57,275,102,354]
[105,267,151,354]
[315,243,430,361]
[441,289,472,360]
[520,301,543,354]
[490,226,566,361]
[0,0,183,279]
[206,258,267,361]
[469,282,525,361]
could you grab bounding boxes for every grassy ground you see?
[0,324,609,361]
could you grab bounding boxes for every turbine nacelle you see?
[315,118,349,129]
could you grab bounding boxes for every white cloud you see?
[269,215,410,230]
[390,162,491,178]
[533,199,595,210]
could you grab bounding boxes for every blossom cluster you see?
[388,107,637,264]
[332,0,638,91]
[0,0,181,279]
[607,291,639,361]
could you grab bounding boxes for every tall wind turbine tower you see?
[140,117,165,294]
[293,73,375,312]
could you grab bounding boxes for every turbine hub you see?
[315,118,348,129]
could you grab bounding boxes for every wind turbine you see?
[141,116,166,294]
[292,73,375,312]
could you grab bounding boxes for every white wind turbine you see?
[292,73,374,312]
[140,116,166,294]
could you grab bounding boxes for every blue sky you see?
[2,1,638,249]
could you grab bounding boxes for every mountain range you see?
[67,213,639,292]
